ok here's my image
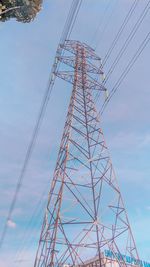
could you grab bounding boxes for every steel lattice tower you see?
[34,40,139,267]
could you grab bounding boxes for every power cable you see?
[104,0,150,83]
[94,0,149,106]
[67,0,83,40]
[94,0,119,50]
[102,0,140,66]
[90,0,112,46]
[100,31,150,115]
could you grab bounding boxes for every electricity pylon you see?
[34,40,139,267]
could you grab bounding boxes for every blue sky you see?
[0,0,150,266]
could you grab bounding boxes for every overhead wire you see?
[90,0,140,105]
[102,0,140,66]
[0,0,83,250]
[60,0,80,44]
[103,0,150,84]
[67,0,83,41]
[94,0,119,50]
[100,31,150,115]
[90,0,112,46]
[93,0,149,107]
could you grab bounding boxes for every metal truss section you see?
[60,40,101,60]
[55,71,106,92]
[56,56,103,74]
[54,40,105,94]
[34,41,139,267]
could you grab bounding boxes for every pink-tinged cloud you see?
[7,219,16,229]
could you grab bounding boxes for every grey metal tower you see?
[34,40,139,267]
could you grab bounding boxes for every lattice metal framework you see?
[34,40,139,267]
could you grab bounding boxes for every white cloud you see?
[7,219,16,229]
